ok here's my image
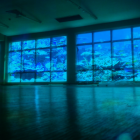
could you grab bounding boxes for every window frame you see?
[76,26,140,82]
[7,36,67,83]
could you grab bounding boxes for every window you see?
[112,28,131,40]
[76,71,93,81]
[76,45,92,71]
[112,41,132,69]
[94,31,110,42]
[8,36,67,83]
[76,27,140,82]
[133,27,140,39]
[76,33,92,44]
[94,70,112,82]
[76,31,112,82]
[134,40,140,69]
[94,43,111,69]
[133,27,140,81]
[76,33,93,82]
[113,70,133,82]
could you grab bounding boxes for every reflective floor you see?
[1,85,140,140]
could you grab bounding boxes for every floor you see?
[1,85,140,140]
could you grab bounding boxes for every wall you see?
[0,34,6,85]
[0,33,5,41]
[6,17,140,85]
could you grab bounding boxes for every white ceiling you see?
[0,0,140,36]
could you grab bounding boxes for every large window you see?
[8,36,67,83]
[76,27,140,82]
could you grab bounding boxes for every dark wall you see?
[0,41,5,84]
[0,42,1,84]
[8,17,140,42]
[6,17,140,84]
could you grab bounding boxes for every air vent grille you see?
[56,15,83,22]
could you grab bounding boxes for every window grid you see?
[93,31,111,82]
[92,32,94,79]
[133,37,140,80]
[8,37,67,83]
[111,29,113,81]
[131,28,134,82]
[50,38,52,82]
[35,40,37,82]
[20,42,22,82]
[76,27,140,82]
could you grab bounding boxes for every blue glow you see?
[76,45,92,70]
[76,33,92,44]
[76,71,93,81]
[36,49,50,72]
[9,42,21,51]
[94,31,110,42]
[94,70,112,82]
[8,52,21,73]
[8,36,67,83]
[51,47,67,71]
[22,50,35,72]
[113,41,132,69]
[113,70,133,81]
[135,70,140,81]
[22,40,35,50]
[36,72,50,82]
[113,28,131,40]
[8,73,20,82]
[76,30,135,82]
[133,27,140,38]
[134,40,140,69]
[51,72,67,82]
[51,36,67,46]
[21,73,35,82]
[36,38,50,48]
[94,43,111,69]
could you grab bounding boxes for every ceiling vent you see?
[56,15,83,22]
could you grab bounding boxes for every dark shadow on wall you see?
[0,41,5,84]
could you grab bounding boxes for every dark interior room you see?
[1,0,140,139]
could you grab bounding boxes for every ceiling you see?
[0,0,140,36]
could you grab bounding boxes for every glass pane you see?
[112,28,131,40]
[8,52,21,73]
[94,31,110,42]
[51,36,67,47]
[36,38,50,48]
[8,73,20,82]
[22,40,35,50]
[36,49,50,72]
[113,41,132,69]
[51,72,67,82]
[9,42,21,51]
[21,73,35,82]
[76,33,92,44]
[51,47,67,71]
[113,70,133,81]
[133,27,140,38]
[76,45,92,70]
[134,70,140,81]
[76,71,93,81]
[22,50,35,72]
[94,70,112,82]
[36,72,50,82]
[134,40,140,69]
[94,43,111,69]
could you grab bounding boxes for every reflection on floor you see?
[1,85,140,140]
